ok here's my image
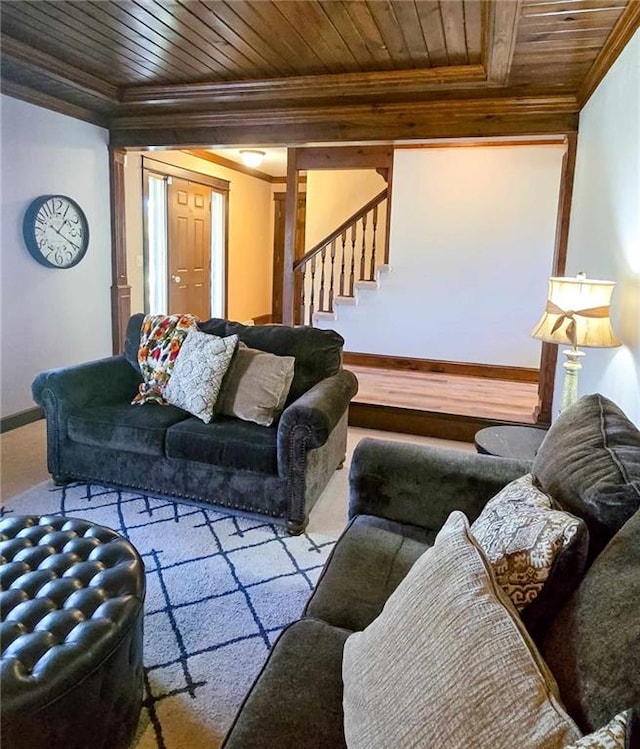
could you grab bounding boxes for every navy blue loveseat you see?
[32,314,358,533]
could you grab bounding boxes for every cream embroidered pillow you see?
[164,331,238,423]
[563,710,631,748]
[471,473,589,637]
[342,511,581,749]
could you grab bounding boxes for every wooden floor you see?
[349,365,538,424]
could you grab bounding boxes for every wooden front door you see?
[168,177,211,319]
[273,192,306,323]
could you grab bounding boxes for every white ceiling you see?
[208,147,288,177]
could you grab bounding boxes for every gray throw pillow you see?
[217,343,295,426]
[532,394,640,560]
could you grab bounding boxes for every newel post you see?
[282,147,299,326]
[109,146,131,354]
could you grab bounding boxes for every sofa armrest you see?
[32,356,141,414]
[278,369,358,475]
[349,438,531,531]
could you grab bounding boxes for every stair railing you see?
[292,188,388,326]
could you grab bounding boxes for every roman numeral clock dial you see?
[23,195,89,269]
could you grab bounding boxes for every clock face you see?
[23,195,89,269]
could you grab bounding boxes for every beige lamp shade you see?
[531,274,621,349]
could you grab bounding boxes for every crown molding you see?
[577,0,640,108]
[120,64,488,109]
[0,79,108,127]
[1,34,120,105]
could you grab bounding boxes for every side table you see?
[474,425,548,461]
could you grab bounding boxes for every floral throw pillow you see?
[164,331,238,423]
[471,473,589,637]
[132,313,198,405]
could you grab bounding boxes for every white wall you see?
[0,96,112,419]
[305,169,387,250]
[557,30,640,425]
[318,145,564,367]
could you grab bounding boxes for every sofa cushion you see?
[166,416,278,474]
[217,343,295,426]
[342,511,580,749]
[124,312,145,373]
[199,317,344,405]
[532,394,640,560]
[222,618,349,749]
[164,331,238,423]
[304,515,436,631]
[67,403,189,456]
[540,509,640,733]
[470,473,589,641]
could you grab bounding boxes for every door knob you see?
[171,275,182,283]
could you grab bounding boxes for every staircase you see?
[292,188,390,326]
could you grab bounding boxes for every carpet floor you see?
[3,481,338,748]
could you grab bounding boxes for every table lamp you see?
[531,272,621,411]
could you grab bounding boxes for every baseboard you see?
[1,406,44,434]
[348,402,533,443]
[343,352,539,383]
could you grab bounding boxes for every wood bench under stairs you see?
[291,190,543,442]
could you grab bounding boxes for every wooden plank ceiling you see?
[1,0,637,144]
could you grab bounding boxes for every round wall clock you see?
[23,194,90,269]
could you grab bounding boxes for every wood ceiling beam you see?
[577,0,640,107]
[119,64,488,108]
[1,35,120,105]
[484,0,523,85]
[109,95,579,148]
[294,146,393,170]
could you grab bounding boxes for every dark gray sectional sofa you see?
[223,394,640,747]
[32,314,358,534]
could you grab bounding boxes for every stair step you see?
[377,263,391,275]
[314,310,338,321]
[334,295,357,306]
[355,279,380,290]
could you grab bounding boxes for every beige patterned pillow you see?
[564,710,630,748]
[164,331,237,423]
[342,511,581,749]
[471,473,585,614]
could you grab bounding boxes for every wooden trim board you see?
[343,352,539,383]
[348,403,537,443]
[1,407,44,434]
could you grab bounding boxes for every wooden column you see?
[109,147,131,354]
[282,147,299,326]
[535,132,578,424]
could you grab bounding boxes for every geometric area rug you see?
[2,481,337,749]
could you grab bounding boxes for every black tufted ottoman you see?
[0,515,145,749]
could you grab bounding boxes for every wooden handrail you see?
[293,188,388,270]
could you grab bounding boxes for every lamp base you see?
[560,348,585,412]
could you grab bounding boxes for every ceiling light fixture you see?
[239,149,265,168]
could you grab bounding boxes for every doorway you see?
[142,157,229,319]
